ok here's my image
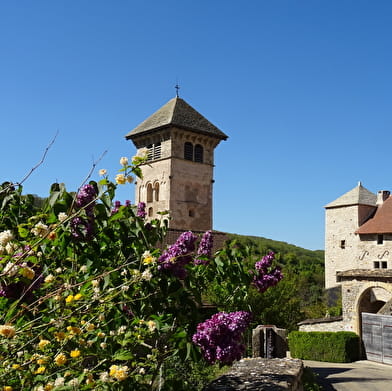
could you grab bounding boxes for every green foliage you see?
[204,235,326,331]
[302,367,323,391]
[0,156,266,390]
[288,331,360,363]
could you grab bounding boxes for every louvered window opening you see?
[147,143,161,161]
[184,142,193,161]
[194,144,203,163]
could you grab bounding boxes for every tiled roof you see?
[125,97,228,140]
[356,196,392,234]
[325,183,376,208]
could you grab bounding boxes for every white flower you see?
[3,262,18,277]
[5,242,17,255]
[31,221,48,237]
[100,342,107,349]
[68,378,79,387]
[0,230,13,246]
[58,212,68,222]
[121,285,129,292]
[91,279,99,287]
[99,168,107,176]
[120,157,128,166]
[80,265,88,273]
[44,274,55,283]
[55,267,62,274]
[54,377,65,386]
[118,325,127,334]
[99,372,110,383]
[142,269,153,281]
[139,367,146,375]
[147,320,156,332]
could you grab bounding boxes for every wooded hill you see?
[205,233,333,331]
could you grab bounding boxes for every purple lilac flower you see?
[192,311,252,365]
[252,252,283,293]
[158,231,198,278]
[137,202,147,218]
[71,184,97,241]
[111,200,132,215]
[194,230,213,265]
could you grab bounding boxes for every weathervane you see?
[175,83,180,97]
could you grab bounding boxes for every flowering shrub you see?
[0,156,282,390]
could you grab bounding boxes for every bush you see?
[288,331,360,363]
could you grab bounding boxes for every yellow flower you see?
[44,384,54,391]
[3,386,13,391]
[65,295,74,304]
[147,320,156,332]
[86,323,95,331]
[54,331,66,341]
[66,326,82,335]
[34,366,46,374]
[0,325,15,338]
[37,356,48,365]
[38,339,50,350]
[143,256,155,265]
[11,364,21,370]
[20,266,35,280]
[74,293,82,301]
[70,349,81,358]
[109,364,129,381]
[48,231,57,240]
[54,353,67,366]
[115,174,126,185]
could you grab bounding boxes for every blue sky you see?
[1,1,391,250]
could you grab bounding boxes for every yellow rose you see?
[38,339,50,350]
[74,293,82,301]
[115,174,126,185]
[0,325,15,338]
[70,349,81,358]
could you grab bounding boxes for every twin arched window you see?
[184,142,203,163]
[147,182,160,203]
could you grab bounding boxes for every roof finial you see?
[175,83,180,98]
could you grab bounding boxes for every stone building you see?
[125,96,228,245]
[301,183,392,343]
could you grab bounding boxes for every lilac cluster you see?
[157,231,198,278]
[111,200,131,215]
[194,230,213,265]
[252,252,283,293]
[192,311,252,365]
[137,202,147,218]
[71,184,97,241]
[0,263,43,302]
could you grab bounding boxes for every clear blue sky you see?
[1,1,391,250]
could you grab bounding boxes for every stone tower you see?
[324,182,377,289]
[125,97,228,231]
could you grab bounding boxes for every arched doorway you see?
[357,286,392,364]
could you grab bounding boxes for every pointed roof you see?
[325,183,377,209]
[356,196,392,234]
[125,97,228,140]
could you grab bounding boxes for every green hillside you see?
[205,233,332,331]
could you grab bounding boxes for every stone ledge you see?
[204,358,303,390]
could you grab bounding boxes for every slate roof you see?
[325,183,377,208]
[356,196,392,234]
[125,97,228,141]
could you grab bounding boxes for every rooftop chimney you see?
[377,190,390,205]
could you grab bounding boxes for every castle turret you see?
[125,97,228,231]
[324,182,377,289]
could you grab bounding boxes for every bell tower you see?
[125,97,228,231]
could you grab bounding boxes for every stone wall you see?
[298,316,350,332]
[204,358,303,391]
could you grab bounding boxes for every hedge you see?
[288,331,360,362]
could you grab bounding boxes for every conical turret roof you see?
[125,97,228,140]
[325,183,377,208]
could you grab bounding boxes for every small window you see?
[184,142,193,161]
[194,144,203,163]
[147,143,161,161]
[147,183,153,203]
[154,183,160,201]
[382,261,388,269]
[148,207,153,217]
[189,209,194,217]
[377,235,384,245]
[153,142,161,160]
[340,240,346,249]
[374,261,380,269]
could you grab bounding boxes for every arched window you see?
[184,142,193,161]
[154,182,160,201]
[148,207,153,217]
[194,144,203,163]
[147,183,153,203]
